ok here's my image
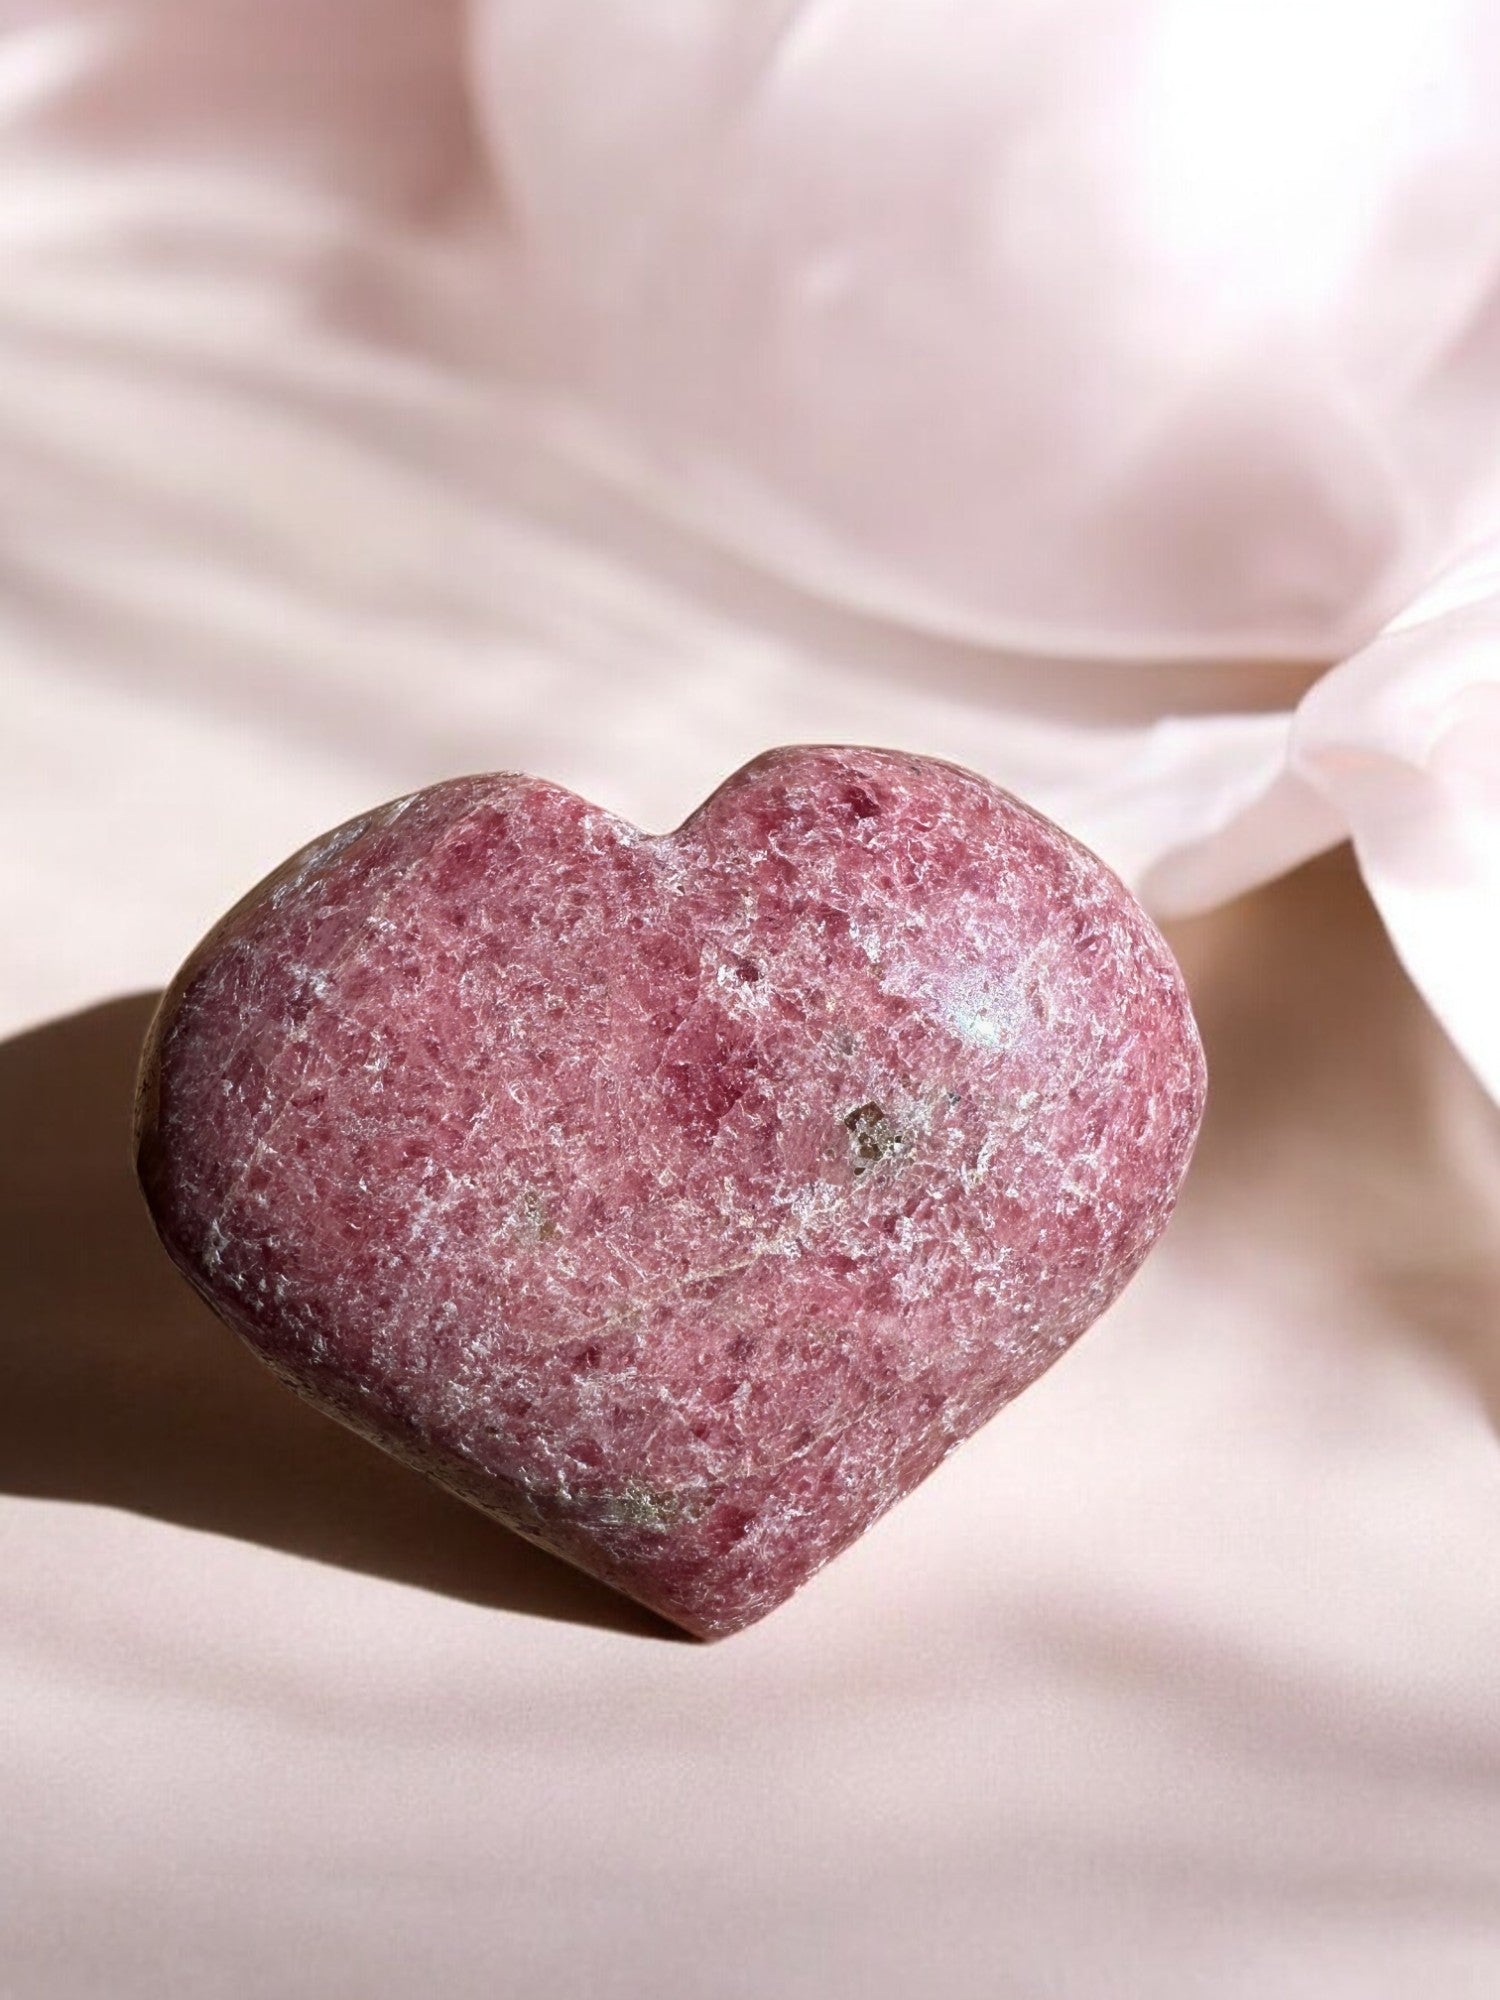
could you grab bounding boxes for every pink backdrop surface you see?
[3,5,1500,1995]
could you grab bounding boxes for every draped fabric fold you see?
[3,0,1498,1100]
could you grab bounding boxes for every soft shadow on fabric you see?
[1171,847,1500,1435]
[0,993,676,1638]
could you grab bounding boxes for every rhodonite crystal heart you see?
[136,747,1205,1637]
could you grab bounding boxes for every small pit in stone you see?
[520,1188,558,1240]
[842,1101,908,1174]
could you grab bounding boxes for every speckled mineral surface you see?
[135,747,1206,1637]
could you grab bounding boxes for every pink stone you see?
[135,747,1206,1637]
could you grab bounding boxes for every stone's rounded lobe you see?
[135,747,1206,1638]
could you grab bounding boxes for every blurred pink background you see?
[3,6,1499,1996]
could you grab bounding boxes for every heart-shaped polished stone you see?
[136,747,1205,1636]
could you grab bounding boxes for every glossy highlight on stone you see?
[135,748,1206,1637]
